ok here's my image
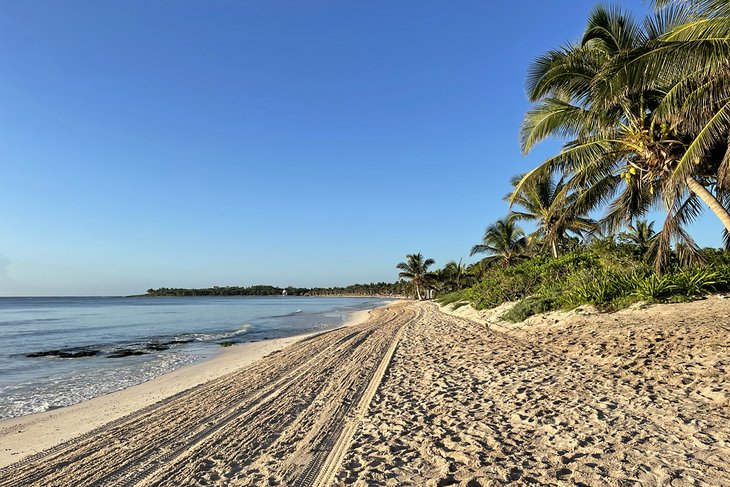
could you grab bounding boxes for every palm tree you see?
[470,216,528,268]
[396,253,435,300]
[625,219,658,260]
[518,4,726,270]
[439,259,475,293]
[508,173,595,257]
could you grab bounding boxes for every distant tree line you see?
[143,282,406,297]
[305,281,409,296]
[144,285,303,296]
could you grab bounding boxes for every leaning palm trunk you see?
[686,176,730,232]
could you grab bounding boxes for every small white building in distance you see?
[282,289,288,296]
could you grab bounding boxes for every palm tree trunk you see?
[550,239,559,258]
[686,176,730,232]
[415,283,422,300]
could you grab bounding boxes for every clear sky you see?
[0,0,724,296]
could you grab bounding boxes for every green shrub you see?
[558,270,640,309]
[715,265,730,291]
[435,291,466,306]
[501,295,556,322]
[466,251,602,310]
[631,274,675,301]
[670,268,719,297]
[460,244,730,313]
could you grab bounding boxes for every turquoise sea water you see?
[0,296,388,419]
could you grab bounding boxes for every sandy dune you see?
[0,299,728,486]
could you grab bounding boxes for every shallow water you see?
[0,296,389,419]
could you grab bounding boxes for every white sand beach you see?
[0,300,728,486]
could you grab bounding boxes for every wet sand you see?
[0,300,728,486]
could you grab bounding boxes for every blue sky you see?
[0,0,724,296]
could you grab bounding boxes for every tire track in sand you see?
[0,322,357,485]
[151,305,420,486]
[0,326,360,487]
[303,312,408,487]
[0,302,416,487]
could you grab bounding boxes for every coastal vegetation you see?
[401,0,730,319]
[436,242,730,321]
[144,282,407,297]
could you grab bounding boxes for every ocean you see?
[0,295,389,419]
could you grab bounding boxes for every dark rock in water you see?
[145,343,170,351]
[27,349,98,358]
[27,350,62,358]
[58,350,98,358]
[108,349,147,358]
[152,339,194,348]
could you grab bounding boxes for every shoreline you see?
[0,306,381,468]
